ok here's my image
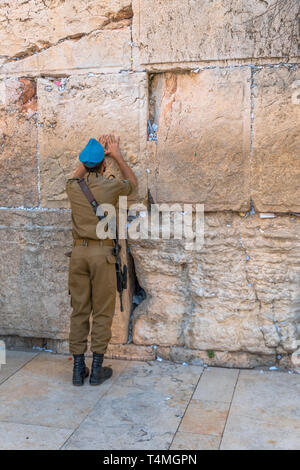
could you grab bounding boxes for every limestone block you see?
[130,213,300,354]
[0,210,72,339]
[0,78,38,207]
[133,0,299,68]
[0,28,132,76]
[150,68,250,210]
[37,72,148,208]
[251,66,300,212]
[0,0,132,73]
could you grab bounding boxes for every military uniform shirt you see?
[66,173,134,240]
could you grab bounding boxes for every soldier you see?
[66,134,138,386]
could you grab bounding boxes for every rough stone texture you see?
[0,28,132,76]
[130,213,300,355]
[37,73,148,208]
[251,66,300,212]
[220,369,300,450]
[149,68,251,210]
[0,210,133,343]
[133,0,299,68]
[0,77,38,207]
[62,360,202,450]
[0,210,73,339]
[0,0,133,72]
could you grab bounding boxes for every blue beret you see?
[79,138,105,168]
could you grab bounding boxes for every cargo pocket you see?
[106,254,116,264]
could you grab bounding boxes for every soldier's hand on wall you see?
[105,134,122,160]
[98,135,107,151]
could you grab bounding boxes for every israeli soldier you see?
[66,134,137,386]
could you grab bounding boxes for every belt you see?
[73,238,114,247]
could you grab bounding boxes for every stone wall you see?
[0,0,299,368]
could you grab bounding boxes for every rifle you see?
[77,178,127,311]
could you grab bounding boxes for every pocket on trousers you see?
[106,254,116,264]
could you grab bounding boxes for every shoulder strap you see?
[77,178,103,217]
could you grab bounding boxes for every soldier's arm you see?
[72,163,87,178]
[105,134,138,189]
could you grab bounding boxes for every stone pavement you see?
[0,350,299,450]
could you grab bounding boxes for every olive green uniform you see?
[66,173,134,355]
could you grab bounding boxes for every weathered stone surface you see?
[0,350,38,385]
[170,432,220,450]
[0,78,38,207]
[0,210,132,343]
[0,353,128,428]
[1,28,132,76]
[180,400,229,436]
[0,0,132,71]
[150,68,251,210]
[193,367,239,403]
[130,213,300,354]
[105,343,155,361]
[62,360,202,450]
[37,73,148,208]
[168,346,278,369]
[133,0,299,68]
[0,422,73,450]
[220,369,300,449]
[0,210,72,338]
[251,66,300,212]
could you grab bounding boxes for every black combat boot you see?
[72,354,89,386]
[89,353,113,386]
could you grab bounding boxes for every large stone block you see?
[130,212,300,354]
[0,0,132,74]
[150,68,251,211]
[0,29,132,76]
[0,210,72,338]
[0,77,38,207]
[0,210,133,344]
[37,72,148,208]
[133,0,299,68]
[251,66,300,212]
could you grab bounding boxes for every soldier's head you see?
[79,138,106,175]
[83,159,106,175]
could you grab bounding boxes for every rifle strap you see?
[77,178,104,219]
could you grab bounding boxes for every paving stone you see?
[0,353,128,428]
[0,350,38,385]
[170,431,220,450]
[228,369,300,427]
[62,361,202,450]
[220,413,300,450]
[193,367,239,403]
[180,400,230,436]
[0,421,72,450]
